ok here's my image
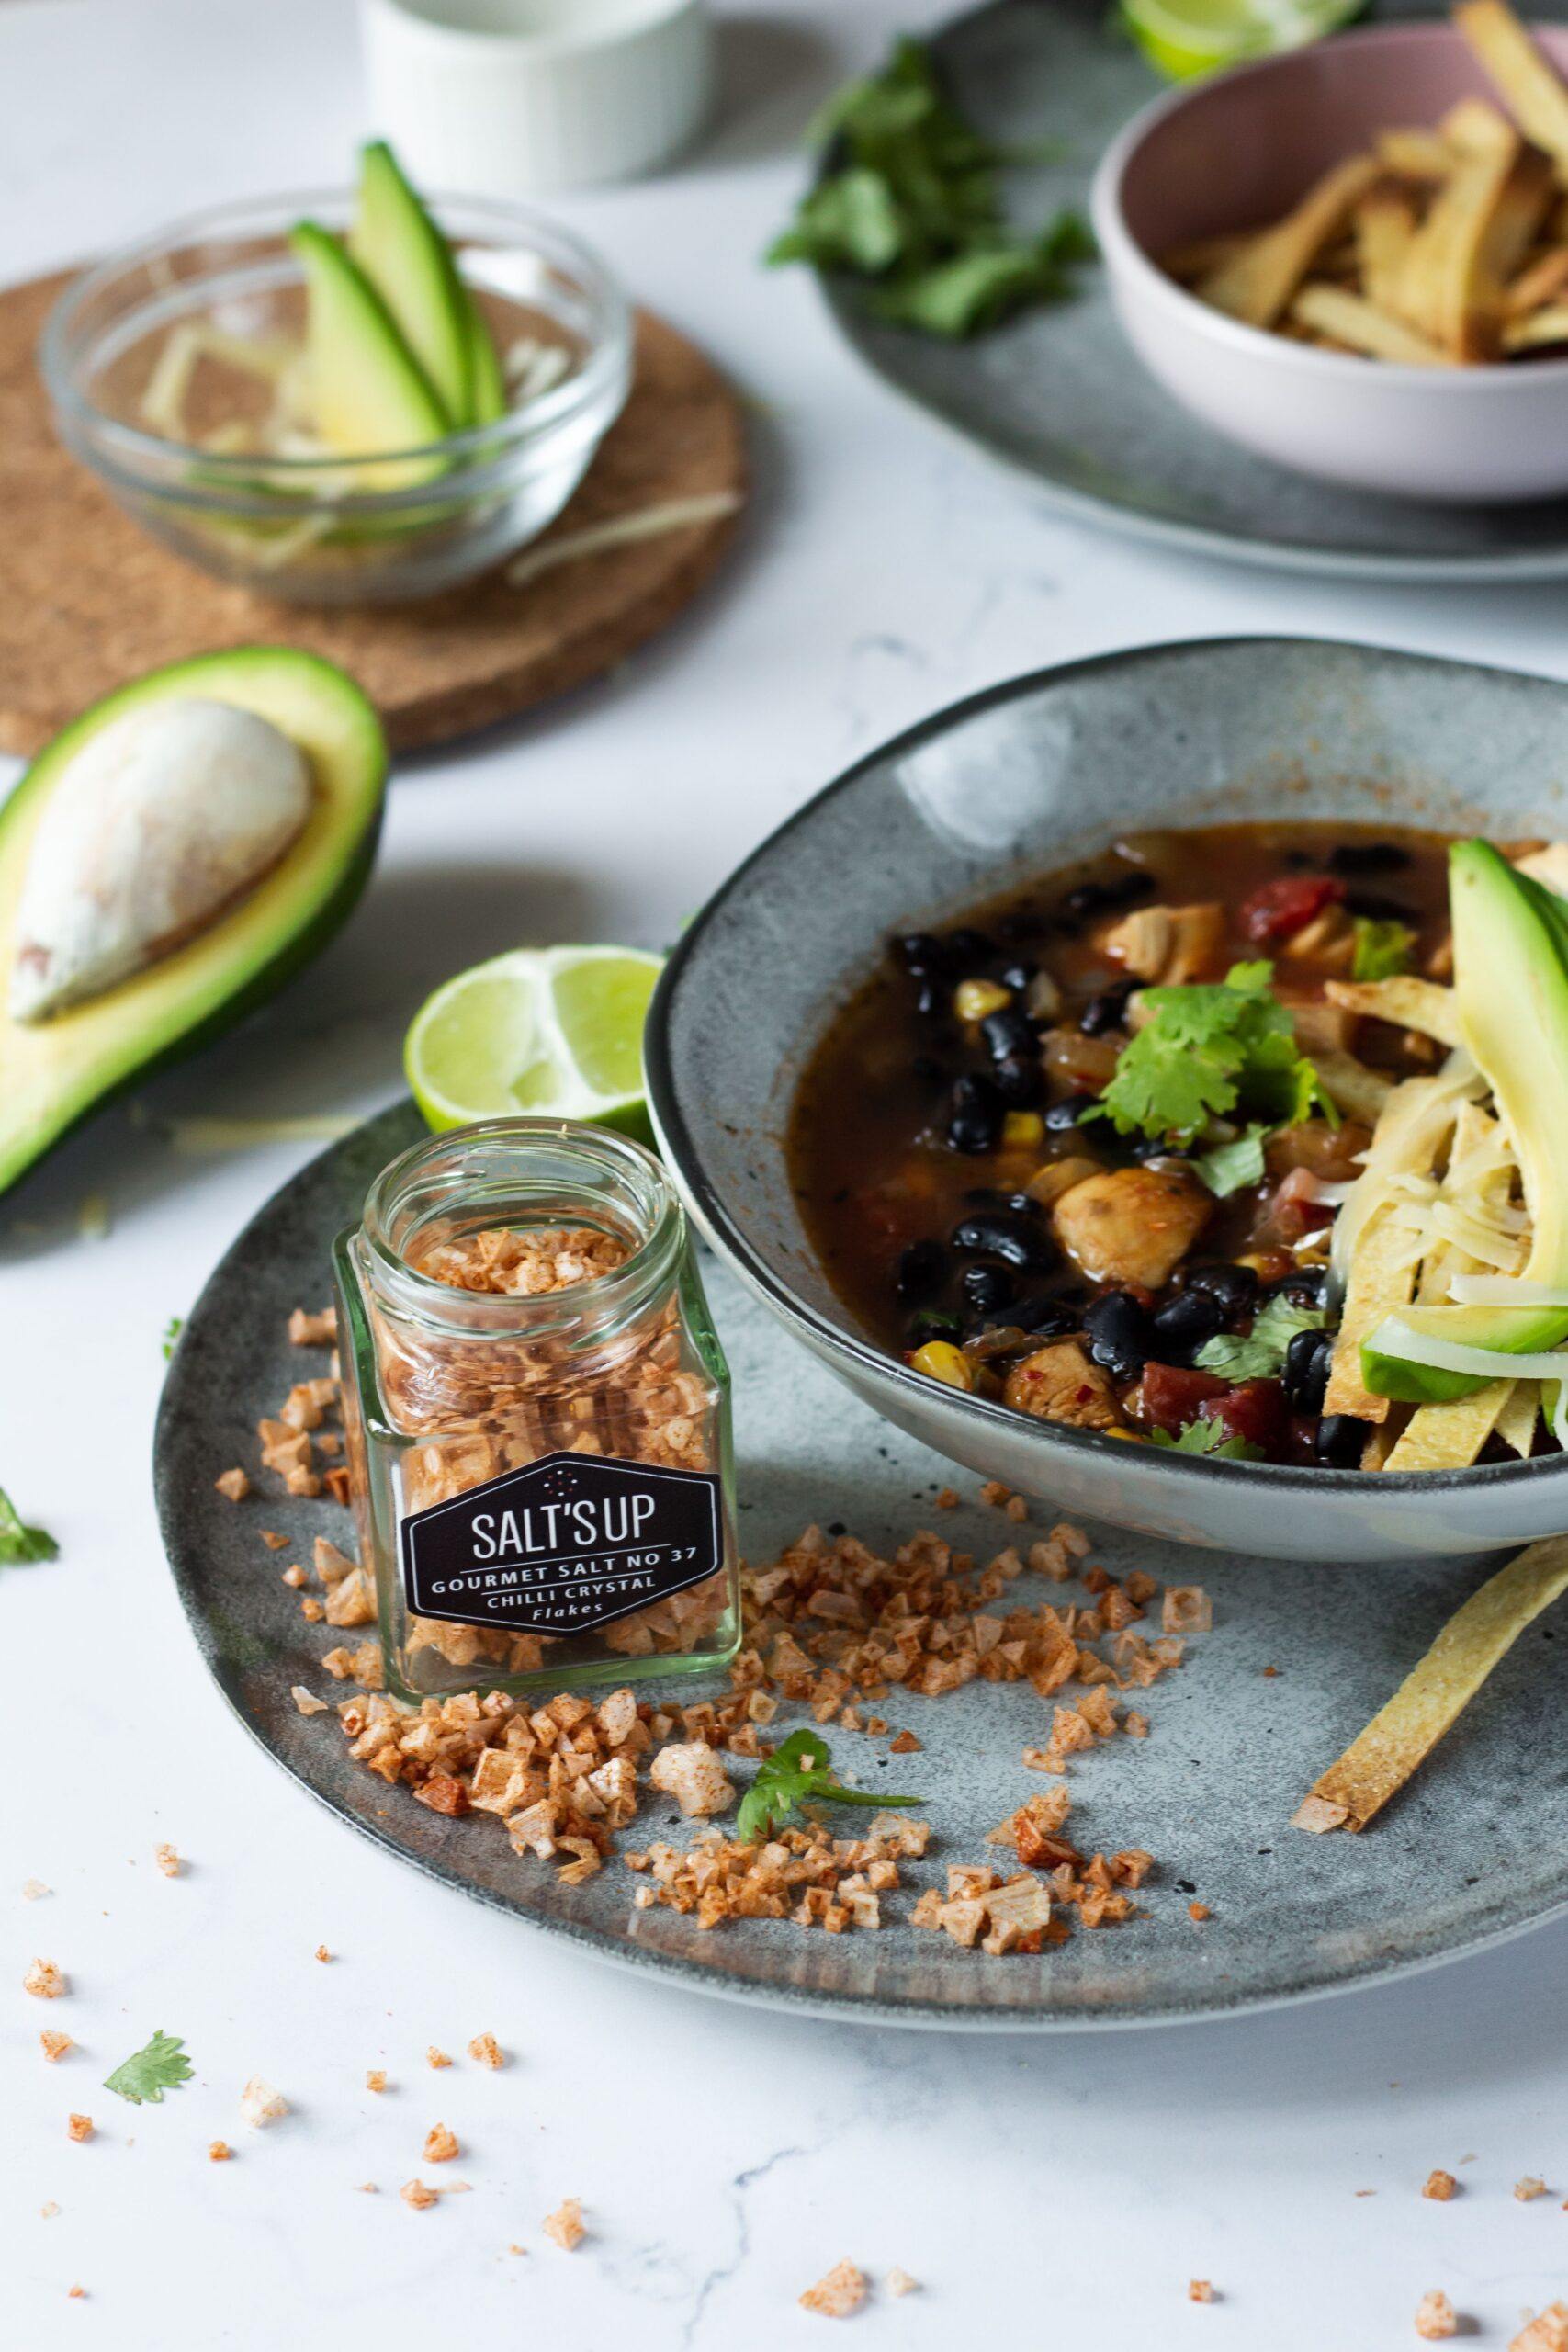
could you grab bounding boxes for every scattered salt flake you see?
[40,2031,73,2062]
[366,2070,388,2094]
[426,2046,452,2070]
[22,1878,51,1900]
[214,1467,250,1502]
[543,2198,585,2252]
[67,2285,86,2301]
[468,2032,505,2068]
[1416,2289,1458,2341]
[314,1945,333,1963]
[1189,2280,1216,2304]
[291,1687,329,1716]
[356,2182,378,2194]
[1516,2176,1549,2201]
[154,1843,181,1878]
[886,2267,919,2297]
[25,1958,66,1998]
[423,2124,459,2164]
[800,2260,867,2319]
[66,2114,94,2143]
[209,2142,231,2163]
[240,2076,288,2128]
[401,2178,440,2211]
[1423,2170,1458,2200]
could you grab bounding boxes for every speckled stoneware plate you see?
[828,0,1568,580]
[155,1101,1568,2029]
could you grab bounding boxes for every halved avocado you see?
[1362,838,1568,1402]
[349,141,472,426]
[0,648,387,1201]
[289,221,450,489]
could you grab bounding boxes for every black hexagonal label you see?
[400,1451,724,1635]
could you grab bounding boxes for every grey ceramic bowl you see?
[647,638,1568,1564]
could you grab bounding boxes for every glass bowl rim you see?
[39,184,634,488]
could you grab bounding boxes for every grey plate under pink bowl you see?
[155,1101,1568,2030]
[829,0,1568,580]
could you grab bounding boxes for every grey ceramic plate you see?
[828,0,1568,580]
[155,1101,1568,2028]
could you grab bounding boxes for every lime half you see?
[1122,0,1359,80]
[405,944,664,1138]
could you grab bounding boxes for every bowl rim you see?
[1089,19,1568,391]
[647,633,1568,1498]
[38,183,633,491]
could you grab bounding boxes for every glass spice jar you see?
[333,1117,741,1702]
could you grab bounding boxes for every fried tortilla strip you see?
[1506,244,1568,312]
[1324,976,1463,1046]
[1503,298,1568,346]
[1376,127,1456,178]
[1163,232,1252,283]
[1355,187,1419,311]
[1311,1046,1394,1124]
[1398,136,1552,358]
[1514,839,1568,894]
[1382,1381,1514,1470]
[1290,284,1453,364]
[1292,1535,1568,1831]
[1455,0,1568,181]
[1195,155,1380,327]
[1440,94,1519,155]
[1495,1379,1541,1453]
[1325,1209,1419,1420]
[1359,1409,1412,1469]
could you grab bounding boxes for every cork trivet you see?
[0,270,746,757]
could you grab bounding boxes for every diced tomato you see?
[1200,1378,1289,1455]
[1139,1361,1230,1436]
[1254,1167,1336,1247]
[1239,874,1345,944]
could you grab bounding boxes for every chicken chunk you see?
[1099,902,1224,986]
[1050,1165,1213,1290]
[1004,1341,1121,1430]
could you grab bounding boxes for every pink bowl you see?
[1089,23,1568,503]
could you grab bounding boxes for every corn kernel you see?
[953,978,1010,1023]
[1001,1111,1043,1148]
[910,1340,974,1391]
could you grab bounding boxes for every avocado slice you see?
[1362,838,1568,1403]
[349,142,473,428]
[463,287,508,428]
[0,649,386,1202]
[289,221,450,489]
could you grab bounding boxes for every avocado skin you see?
[0,648,387,1202]
[1360,838,1568,1405]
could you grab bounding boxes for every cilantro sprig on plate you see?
[104,2030,194,2106]
[0,1484,57,1565]
[766,37,1094,337]
[1089,960,1334,1191]
[736,1728,922,1842]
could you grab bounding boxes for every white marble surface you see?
[6,0,1568,2341]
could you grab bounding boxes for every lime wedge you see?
[1121,0,1359,81]
[405,945,664,1139]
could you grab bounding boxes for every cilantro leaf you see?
[0,1485,57,1565]
[767,38,1093,338]
[1194,1122,1269,1198]
[1351,917,1416,982]
[1090,961,1330,1152]
[162,1316,185,1361]
[1149,1419,1263,1461]
[1196,1295,1327,1383]
[735,1727,921,1841]
[104,2030,194,2106]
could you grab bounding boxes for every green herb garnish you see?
[1090,962,1331,1155]
[1351,916,1416,982]
[162,1316,185,1361]
[766,38,1093,338]
[1149,1419,1263,1461]
[104,2030,194,2107]
[1196,1294,1328,1383]
[0,1485,57,1565]
[736,1727,921,1841]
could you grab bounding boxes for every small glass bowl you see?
[40,189,632,605]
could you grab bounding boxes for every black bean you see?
[1315,1414,1366,1466]
[998,959,1037,992]
[1044,1094,1099,1133]
[1085,1290,1153,1382]
[1184,1262,1260,1317]
[950,1210,1055,1273]
[896,1239,947,1303]
[980,1006,1037,1061]
[1266,1265,1328,1306]
[945,1072,1004,1155]
[970,1294,1078,1341]
[961,1262,1017,1317]
[1079,984,1134,1037]
[1328,842,1411,877]
[907,1308,962,1349]
[894,932,946,976]
[1151,1289,1225,1355]
[1283,1328,1332,1415]
[946,927,994,965]
[963,1188,1043,1216]
[993,1053,1044,1108]
[1344,888,1416,922]
[1062,871,1156,921]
